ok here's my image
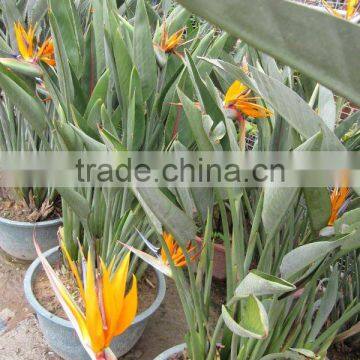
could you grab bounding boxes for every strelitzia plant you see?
[35,241,137,360]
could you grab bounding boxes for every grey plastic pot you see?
[0,216,62,261]
[24,246,166,360]
[154,344,187,360]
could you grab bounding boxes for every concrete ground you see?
[0,250,188,360]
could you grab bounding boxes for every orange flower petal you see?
[85,251,106,354]
[225,80,248,105]
[115,275,138,336]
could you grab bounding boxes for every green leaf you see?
[133,187,197,246]
[335,111,360,139]
[280,241,341,279]
[175,0,360,106]
[184,51,225,126]
[0,63,47,139]
[57,188,90,221]
[318,86,336,131]
[49,0,83,76]
[235,270,296,298]
[49,11,75,109]
[334,208,360,235]
[303,188,332,232]
[308,266,339,342]
[134,0,158,100]
[177,88,213,151]
[262,132,323,236]
[84,70,110,118]
[112,29,134,109]
[0,58,42,77]
[91,0,106,79]
[222,295,269,339]
[99,126,126,151]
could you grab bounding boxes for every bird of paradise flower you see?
[224,80,273,149]
[122,230,201,278]
[14,22,56,66]
[35,240,137,360]
[158,22,186,55]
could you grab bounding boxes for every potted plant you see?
[13,0,225,355]
[0,18,61,260]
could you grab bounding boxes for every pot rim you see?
[0,216,62,228]
[24,246,166,329]
[154,343,187,359]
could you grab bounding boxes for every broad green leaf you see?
[127,68,145,150]
[133,187,197,246]
[335,208,360,235]
[335,111,360,139]
[1,0,21,49]
[99,126,126,151]
[134,0,157,100]
[318,86,336,131]
[84,70,110,118]
[177,88,213,151]
[167,6,191,34]
[175,0,360,106]
[70,124,106,151]
[184,51,225,126]
[0,58,42,77]
[112,29,134,109]
[0,63,47,139]
[57,188,91,221]
[308,266,339,342]
[222,295,269,339]
[91,0,106,79]
[262,132,323,236]
[49,11,75,108]
[28,0,48,24]
[303,188,332,232]
[49,0,83,76]
[235,270,296,298]
[280,241,340,279]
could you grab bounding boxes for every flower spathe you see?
[36,241,137,360]
[14,22,56,66]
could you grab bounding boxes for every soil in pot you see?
[0,188,61,223]
[33,261,158,318]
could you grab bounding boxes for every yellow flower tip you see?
[347,0,359,19]
[225,80,272,119]
[224,80,248,105]
[160,23,186,53]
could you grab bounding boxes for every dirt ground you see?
[0,249,188,360]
